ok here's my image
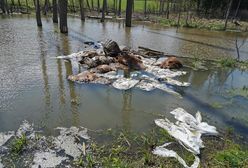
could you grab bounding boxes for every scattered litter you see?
[153,108,218,167]
[16,120,34,138]
[32,150,67,168]
[153,143,200,168]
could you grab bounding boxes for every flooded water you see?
[0,15,248,138]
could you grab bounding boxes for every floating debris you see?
[0,132,14,147]
[153,108,218,167]
[112,78,140,90]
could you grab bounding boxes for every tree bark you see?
[1,0,6,13]
[144,0,147,17]
[91,0,93,10]
[234,0,241,18]
[79,0,85,21]
[52,0,58,23]
[97,0,100,13]
[166,0,170,19]
[118,0,121,16]
[58,0,68,33]
[126,0,133,27]
[25,0,29,13]
[86,0,91,12]
[101,0,107,22]
[224,0,233,30]
[43,0,49,15]
[34,0,42,27]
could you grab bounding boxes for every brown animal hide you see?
[103,39,121,57]
[117,53,145,70]
[68,71,97,82]
[160,57,183,69]
[96,64,114,73]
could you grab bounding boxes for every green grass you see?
[11,134,27,154]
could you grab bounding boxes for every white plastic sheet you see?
[153,108,218,168]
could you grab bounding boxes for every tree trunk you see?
[34,0,42,27]
[71,0,75,12]
[52,0,58,23]
[144,0,147,17]
[79,0,85,21]
[101,0,106,22]
[166,0,170,19]
[1,0,6,13]
[58,0,68,33]
[97,0,100,13]
[224,0,233,30]
[17,0,21,12]
[25,0,29,13]
[126,0,133,27]
[43,0,49,15]
[118,0,121,16]
[234,0,241,18]
[86,0,91,12]
[91,0,93,10]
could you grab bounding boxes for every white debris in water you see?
[112,78,140,90]
[153,143,200,168]
[153,108,218,167]
[54,127,90,159]
[146,65,187,79]
[16,120,33,138]
[0,131,14,146]
[32,150,67,168]
[164,78,190,87]
[97,71,123,80]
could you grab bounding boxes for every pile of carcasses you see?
[153,108,218,168]
[57,39,190,97]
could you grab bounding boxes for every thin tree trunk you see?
[86,0,91,12]
[52,0,58,23]
[101,0,106,22]
[25,0,29,13]
[166,0,170,19]
[118,0,121,16]
[5,0,10,14]
[234,0,241,18]
[126,0,133,27]
[224,0,233,30]
[71,0,75,12]
[1,0,6,13]
[97,0,100,13]
[176,2,181,32]
[18,0,21,12]
[58,0,68,33]
[43,0,49,15]
[91,0,93,10]
[34,0,42,27]
[79,0,85,21]
[144,0,147,17]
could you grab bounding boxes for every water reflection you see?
[121,90,132,131]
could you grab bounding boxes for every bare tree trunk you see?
[52,0,58,23]
[34,0,42,27]
[58,0,68,33]
[86,0,91,12]
[126,0,133,27]
[71,0,75,12]
[144,0,147,17]
[118,0,121,16]
[0,0,6,13]
[97,0,100,13]
[224,0,233,30]
[91,0,93,10]
[25,0,29,13]
[166,0,170,19]
[5,0,10,14]
[101,0,106,22]
[43,0,49,15]
[18,0,21,12]
[79,0,85,21]
[176,2,181,32]
[234,0,241,18]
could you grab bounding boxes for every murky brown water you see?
[0,15,248,137]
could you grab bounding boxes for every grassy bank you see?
[76,127,248,168]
